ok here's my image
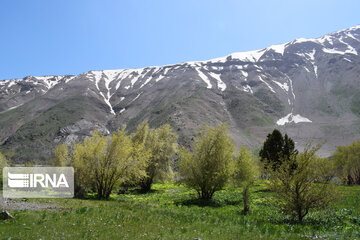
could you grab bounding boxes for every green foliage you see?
[233,146,259,214]
[0,151,8,187]
[134,122,178,192]
[1,183,359,239]
[259,129,298,171]
[51,143,71,167]
[267,145,337,222]
[178,124,235,199]
[74,129,149,199]
[52,129,149,199]
[332,139,360,185]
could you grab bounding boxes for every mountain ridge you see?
[1,25,360,162]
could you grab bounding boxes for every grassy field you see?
[0,182,359,239]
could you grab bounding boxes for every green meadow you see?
[1,182,359,240]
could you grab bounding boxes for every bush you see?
[0,151,8,188]
[178,124,235,199]
[52,129,149,199]
[332,139,360,185]
[233,146,259,214]
[266,145,337,222]
[133,122,178,193]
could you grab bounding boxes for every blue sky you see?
[1,0,359,80]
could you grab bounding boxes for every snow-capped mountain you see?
[1,25,360,162]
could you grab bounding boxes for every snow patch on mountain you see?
[207,71,226,91]
[319,35,334,45]
[302,49,318,78]
[303,66,311,72]
[322,48,346,55]
[195,68,212,89]
[65,76,76,83]
[89,71,116,115]
[339,37,358,55]
[276,113,312,125]
[7,80,17,88]
[140,67,160,88]
[258,75,275,93]
[130,69,145,87]
[89,71,102,91]
[0,103,24,113]
[268,43,287,55]
[243,85,253,94]
[130,93,142,104]
[114,69,133,90]
[272,80,289,92]
[240,70,248,78]
[231,49,266,62]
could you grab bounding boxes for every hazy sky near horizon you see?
[1,0,359,80]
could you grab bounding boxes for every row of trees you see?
[43,124,360,221]
[179,127,338,221]
[259,129,360,187]
[52,123,258,214]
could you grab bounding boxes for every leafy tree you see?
[332,139,360,185]
[259,129,297,170]
[267,144,337,222]
[56,129,149,199]
[233,146,259,214]
[134,122,178,193]
[178,124,235,199]
[0,151,8,187]
[51,143,71,167]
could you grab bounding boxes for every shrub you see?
[233,146,259,214]
[52,129,149,199]
[178,124,235,199]
[332,139,360,185]
[267,145,337,222]
[0,151,8,187]
[133,122,178,193]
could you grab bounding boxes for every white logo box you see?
[3,167,74,198]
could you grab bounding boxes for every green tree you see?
[259,129,297,170]
[233,146,259,214]
[0,151,8,187]
[178,124,235,199]
[332,139,360,185]
[134,122,178,193]
[267,145,336,222]
[67,129,149,199]
[51,143,71,167]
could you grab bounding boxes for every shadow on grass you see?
[175,198,242,208]
[175,198,223,207]
[117,188,162,195]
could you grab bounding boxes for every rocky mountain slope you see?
[1,25,360,162]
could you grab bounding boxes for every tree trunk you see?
[347,174,354,185]
[242,185,250,215]
[140,177,153,193]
